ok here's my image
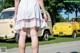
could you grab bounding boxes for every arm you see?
[14,0,19,16]
[38,0,46,14]
[14,0,19,22]
[38,0,48,21]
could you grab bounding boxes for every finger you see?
[44,18,47,22]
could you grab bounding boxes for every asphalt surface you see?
[7,41,80,53]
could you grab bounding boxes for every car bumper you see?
[0,33,15,40]
[53,32,72,36]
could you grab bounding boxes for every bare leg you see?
[19,28,27,53]
[30,28,39,53]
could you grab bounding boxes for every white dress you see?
[15,0,47,30]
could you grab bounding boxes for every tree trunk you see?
[75,4,78,17]
[49,13,56,27]
[75,9,78,17]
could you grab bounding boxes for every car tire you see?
[42,30,50,41]
[15,33,19,43]
[72,32,77,38]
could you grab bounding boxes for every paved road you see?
[7,41,80,53]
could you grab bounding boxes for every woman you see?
[14,0,48,53]
[71,18,77,24]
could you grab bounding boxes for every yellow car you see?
[0,7,52,42]
[52,21,80,38]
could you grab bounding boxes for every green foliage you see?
[64,2,80,17]
[64,0,80,2]
[0,0,14,9]
[56,15,65,22]
[76,16,80,18]
[0,0,14,12]
[4,0,14,8]
[44,0,80,23]
[64,18,69,22]
[0,0,2,8]
[0,8,2,12]
[44,0,64,13]
[75,16,80,22]
[44,0,65,25]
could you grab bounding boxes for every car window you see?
[0,11,14,19]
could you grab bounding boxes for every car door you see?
[0,11,14,36]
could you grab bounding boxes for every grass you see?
[39,36,80,45]
[0,36,80,49]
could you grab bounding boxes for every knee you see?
[32,44,38,49]
[19,29,26,37]
[30,28,37,34]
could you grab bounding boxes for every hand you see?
[43,13,48,22]
[13,15,17,23]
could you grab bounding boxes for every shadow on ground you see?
[71,51,79,53]
[56,51,79,53]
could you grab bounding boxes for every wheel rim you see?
[73,32,76,38]
[44,33,49,41]
[15,33,19,43]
